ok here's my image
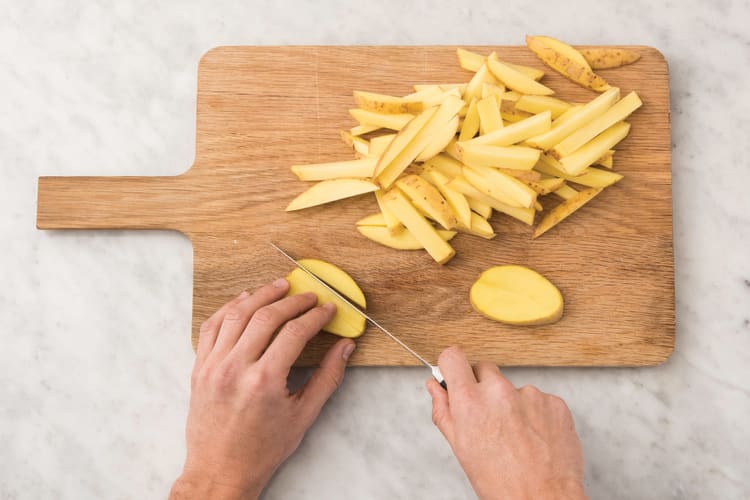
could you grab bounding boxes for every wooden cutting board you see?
[36,46,674,366]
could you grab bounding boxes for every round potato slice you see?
[470,265,563,325]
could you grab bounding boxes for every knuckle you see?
[520,384,541,396]
[439,345,462,363]
[252,305,280,326]
[223,306,243,322]
[209,362,238,392]
[548,394,570,411]
[282,318,310,340]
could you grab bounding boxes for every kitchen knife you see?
[270,242,447,389]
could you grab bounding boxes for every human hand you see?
[426,347,586,500]
[170,278,356,500]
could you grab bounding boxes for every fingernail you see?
[273,278,288,288]
[322,302,336,313]
[342,342,355,360]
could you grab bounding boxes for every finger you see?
[437,346,476,390]
[195,290,249,368]
[473,361,501,382]
[208,279,291,362]
[298,338,355,421]
[426,378,454,442]
[230,292,319,362]
[260,303,337,372]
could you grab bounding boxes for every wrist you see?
[169,472,263,500]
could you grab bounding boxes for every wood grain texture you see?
[36,46,674,366]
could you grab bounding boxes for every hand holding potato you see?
[169,280,355,500]
[427,347,587,500]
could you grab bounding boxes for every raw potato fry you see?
[500,100,533,123]
[286,179,379,211]
[381,189,456,264]
[378,96,465,188]
[463,165,538,209]
[357,225,456,250]
[458,212,496,239]
[396,175,457,230]
[535,154,623,188]
[416,115,460,161]
[481,83,505,99]
[448,175,535,225]
[458,144,541,171]
[595,150,614,169]
[533,187,603,238]
[553,184,579,200]
[459,98,480,141]
[351,136,369,157]
[368,134,396,157]
[422,168,472,228]
[374,190,403,234]
[503,91,523,102]
[470,265,563,325]
[468,197,493,219]
[559,121,631,175]
[464,110,551,146]
[526,178,565,195]
[550,91,642,158]
[349,109,415,131]
[477,95,503,134]
[353,90,427,114]
[465,63,498,101]
[515,95,572,118]
[580,48,641,69]
[487,52,555,95]
[456,48,545,81]
[422,154,463,178]
[292,158,378,181]
[374,107,438,177]
[524,87,620,151]
[350,124,380,136]
[526,35,610,92]
[497,168,541,182]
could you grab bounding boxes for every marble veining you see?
[1,0,749,498]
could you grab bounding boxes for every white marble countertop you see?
[2,1,749,498]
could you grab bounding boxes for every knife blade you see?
[270,242,446,389]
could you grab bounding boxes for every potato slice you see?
[349,109,415,131]
[526,35,610,92]
[496,168,541,182]
[381,189,456,264]
[533,187,603,238]
[422,154,463,178]
[374,107,438,177]
[378,96,465,188]
[396,174,457,230]
[416,114,460,162]
[456,48,545,80]
[356,213,387,226]
[422,168,472,228]
[368,134,396,157]
[350,124,380,136]
[448,175,534,225]
[470,265,563,325]
[580,48,641,69]
[553,184,579,201]
[286,179,379,211]
[559,122,631,175]
[515,95,572,118]
[550,91,642,158]
[595,150,614,169]
[296,258,366,308]
[477,94,503,134]
[462,110,551,147]
[524,87,620,151]
[487,52,554,96]
[499,100,533,123]
[535,154,623,188]
[459,144,541,171]
[463,165,538,209]
[525,178,565,195]
[291,158,377,181]
[357,225,456,250]
[481,82,505,100]
[287,266,366,338]
[353,90,433,114]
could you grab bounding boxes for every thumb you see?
[426,378,454,442]
[299,338,355,421]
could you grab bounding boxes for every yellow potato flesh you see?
[470,265,563,325]
[286,261,366,338]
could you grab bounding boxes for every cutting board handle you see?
[37,175,189,231]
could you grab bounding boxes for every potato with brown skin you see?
[580,48,641,69]
[526,35,610,92]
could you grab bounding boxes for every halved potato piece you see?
[470,265,563,325]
